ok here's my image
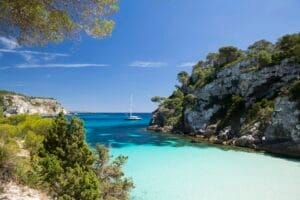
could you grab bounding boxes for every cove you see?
[81,113,300,200]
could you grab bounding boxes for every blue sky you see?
[0,0,300,112]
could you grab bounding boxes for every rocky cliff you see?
[149,33,300,157]
[0,91,67,116]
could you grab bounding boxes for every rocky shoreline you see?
[148,34,300,158]
[147,125,300,158]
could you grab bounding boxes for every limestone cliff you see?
[149,33,300,157]
[0,91,67,116]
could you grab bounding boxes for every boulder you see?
[234,135,260,148]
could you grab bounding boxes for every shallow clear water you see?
[80,113,300,200]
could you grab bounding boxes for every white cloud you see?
[0,37,19,49]
[0,37,68,63]
[0,48,69,63]
[15,63,110,68]
[21,53,36,62]
[178,62,197,67]
[129,61,167,68]
[0,49,68,57]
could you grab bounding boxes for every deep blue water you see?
[78,113,300,200]
[82,113,190,148]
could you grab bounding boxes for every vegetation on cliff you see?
[0,90,66,116]
[0,113,133,199]
[150,33,300,151]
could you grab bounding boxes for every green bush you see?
[6,114,27,126]
[218,46,242,67]
[245,99,274,123]
[95,145,134,200]
[272,33,300,64]
[15,156,41,187]
[183,94,196,107]
[191,66,214,89]
[24,131,44,154]
[40,113,133,199]
[57,165,100,200]
[0,141,18,182]
[248,40,274,52]
[0,113,133,199]
[258,50,272,68]
[293,44,300,63]
[0,124,18,138]
[151,96,166,104]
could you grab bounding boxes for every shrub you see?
[0,124,18,138]
[177,71,189,86]
[245,99,274,124]
[95,145,134,200]
[151,96,166,104]
[0,113,133,199]
[6,114,27,126]
[24,131,44,154]
[43,114,95,168]
[293,44,300,63]
[191,66,214,89]
[183,94,196,107]
[206,53,219,67]
[272,33,300,64]
[248,40,274,52]
[39,113,133,199]
[218,46,242,67]
[258,51,272,68]
[57,165,100,200]
[0,141,17,182]
[15,156,41,187]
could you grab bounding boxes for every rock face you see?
[261,97,300,156]
[149,59,300,157]
[185,60,300,132]
[0,92,67,116]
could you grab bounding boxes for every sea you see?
[77,113,300,200]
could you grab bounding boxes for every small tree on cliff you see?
[151,96,166,104]
[218,46,242,67]
[177,71,190,94]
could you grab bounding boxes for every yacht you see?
[125,95,142,120]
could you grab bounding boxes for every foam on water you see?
[80,113,300,200]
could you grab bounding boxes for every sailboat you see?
[125,95,142,120]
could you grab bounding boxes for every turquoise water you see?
[80,113,300,200]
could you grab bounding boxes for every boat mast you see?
[129,94,133,117]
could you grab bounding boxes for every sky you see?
[0,0,300,112]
